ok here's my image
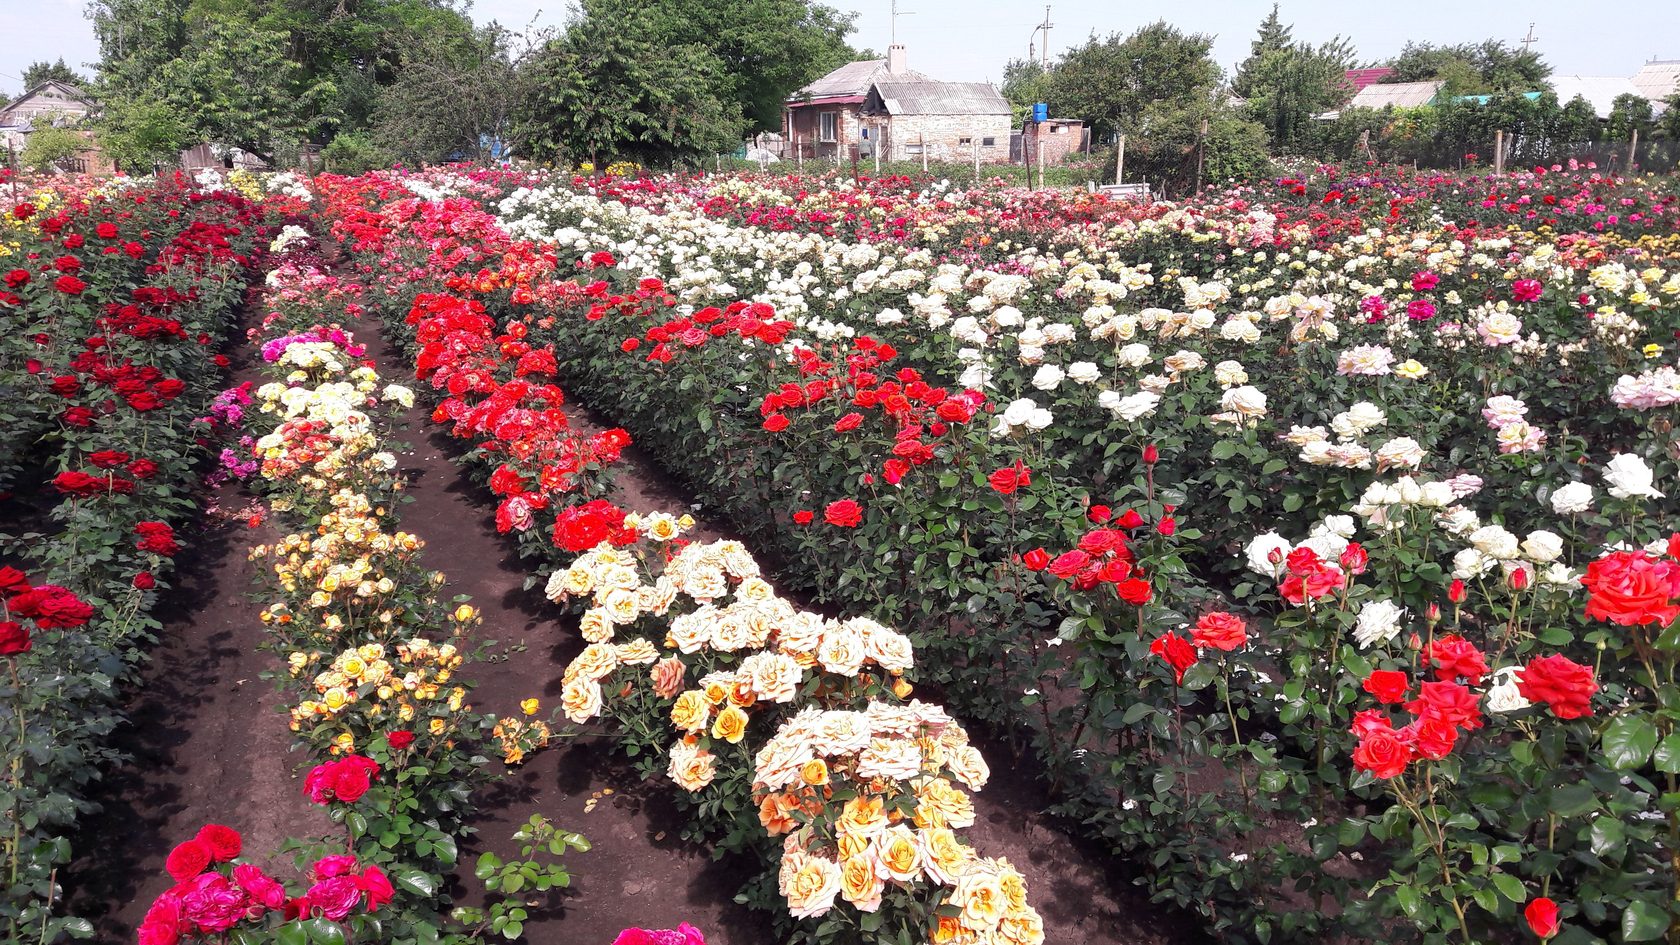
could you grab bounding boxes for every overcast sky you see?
[4,0,1678,99]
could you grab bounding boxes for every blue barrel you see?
[1032,102,1048,123]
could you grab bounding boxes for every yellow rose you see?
[799,758,829,787]
[712,705,749,744]
[919,827,974,885]
[950,862,1007,931]
[780,850,841,920]
[873,825,923,882]
[837,795,887,839]
[839,855,883,911]
[521,698,540,716]
[429,718,447,735]
[670,690,711,734]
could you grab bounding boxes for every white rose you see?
[1221,385,1268,419]
[1066,361,1102,384]
[1001,398,1037,428]
[1111,391,1161,422]
[1542,563,1578,586]
[1375,437,1425,471]
[1031,365,1065,391]
[1469,525,1521,560]
[1352,599,1405,648]
[1418,481,1456,508]
[1317,515,1357,539]
[1452,547,1496,579]
[1245,532,1292,578]
[1604,453,1663,499]
[1437,507,1481,536]
[1521,530,1564,563]
[1483,666,1532,713]
[1116,343,1152,368]
[1550,481,1594,514]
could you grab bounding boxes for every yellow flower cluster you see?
[491,715,553,765]
[289,638,468,752]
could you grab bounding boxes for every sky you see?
[4,0,1679,99]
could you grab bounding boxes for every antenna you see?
[890,0,915,47]
[1520,22,1539,53]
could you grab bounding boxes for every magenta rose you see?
[137,891,185,945]
[233,864,287,910]
[180,873,248,933]
[306,875,363,921]
[312,854,360,879]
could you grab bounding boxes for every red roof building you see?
[1343,68,1395,93]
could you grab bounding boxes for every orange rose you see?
[711,705,749,744]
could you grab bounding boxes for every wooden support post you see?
[920,133,927,172]
[1115,134,1125,185]
[1628,128,1640,174]
[1037,138,1045,189]
[1493,130,1505,177]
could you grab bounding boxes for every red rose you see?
[3,268,27,289]
[129,458,158,479]
[1447,579,1467,604]
[1021,548,1050,571]
[195,824,243,861]
[1087,505,1112,523]
[1352,725,1411,779]
[387,731,415,751]
[1361,670,1410,704]
[55,275,86,295]
[1142,443,1159,465]
[1047,550,1090,579]
[8,585,93,628]
[823,499,862,528]
[1149,631,1197,684]
[0,621,31,656]
[1399,714,1460,760]
[1524,897,1559,938]
[987,461,1031,495]
[89,449,131,469]
[792,510,814,525]
[1581,551,1680,627]
[1156,516,1177,537]
[96,221,119,239]
[233,864,286,910]
[1518,654,1597,719]
[1115,509,1144,529]
[1116,577,1152,605]
[1405,680,1483,732]
[762,413,790,432]
[1191,611,1248,651]
[0,567,30,597]
[165,838,214,881]
[1427,634,1488,685]
[1339,542,1369,575]
[357,865,395,912]
[834,412,864,432]
[305,875,362,922]
[132,573,155,590]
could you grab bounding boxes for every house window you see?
[819,112,838,143]
[981,137,996,147]
[959,136,972,146]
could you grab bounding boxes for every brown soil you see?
[62,302,1207,944]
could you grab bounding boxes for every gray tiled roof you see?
[872,81,1011,116]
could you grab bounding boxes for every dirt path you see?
[65,294,1205,944]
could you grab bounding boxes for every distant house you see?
[1343,68,1395,93]
[1630,59,1680,105]
[1018,117,1086,165]
[784,46,1012,163]
[0,81,111,174]
[1349,80,1445,110]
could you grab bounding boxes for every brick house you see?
[1020,117,1087,165]
[784,46,1012,164]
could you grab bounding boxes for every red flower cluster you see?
[1278,547,1346,605]
[1517,654,1598,719]
[1190,611,1249,651]
[553,499,639,552]
[142,826,392,943]
[3,567,94,633]
[53,469,136,496]
[1041,521,1150,604]
[303,755,380,805]
[1351,672,1484,779]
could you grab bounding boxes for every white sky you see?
[4,0,1677,98]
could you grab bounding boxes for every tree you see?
[1605,93,1654,142]
[1232,6,1355,149]
[1383,40,1549,94]
[517,24,744,167]
[1000,59,1051,126]
[577,0,864,133]
[95,94,193,170]
[19,124,87,173]
[1659,92,1680,142]
[21,59,87,90]
[371,24,528,164]
[149,19,302,164]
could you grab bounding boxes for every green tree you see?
[95,93,193,170]
[1605,93,1655,141]
[1659,92,1680,142]
[1383,40,1548,94]
[577,0,863,133]
[21,59,87,90]
[19,124,87,173]
[150,19,302,163]
[517,24,744,167]
[1556,95,1600,146]
[371,24,527,164]
[1000,59,1051,126]
[1232,6,1356,149]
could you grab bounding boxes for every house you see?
[1018,117,1086,165]
[784,46,1012,164]
[1630,59,1680,105]
[1347,80,1445,110]
[1343,68,1395,94]
[1,81,111,174]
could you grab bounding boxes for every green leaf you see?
[1602,714,1660,770]
[1490,871,1526,903]
[394,869,438,898]
[1655,734,1680,774]
[276,924,309,945]
[304,919,347,945]
[1621,899,1671,941]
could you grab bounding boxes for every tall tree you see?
[1383,40,1549,94]
[577,0,863,134]
[1232,6,1355,148]
[517,22,744,167]
[1605,93,1655,142]
[21,59,88,90]
[1000,58,1050,125]
[372,24,528,164]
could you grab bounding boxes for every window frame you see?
[818,111,838,143]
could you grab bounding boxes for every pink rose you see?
[306,875,363,921]
[138,892,185,945]
[313,854,360,879]
[181,873,249,933]
[234,864,287,910]
[650,657,686,700]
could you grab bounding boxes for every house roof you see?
[871,81,1010,116]
[0,80,92,128]
[1630,60,1680,103]
[1348,80,1443,109]
[792,59,931,101]
[1549,75,1645,118]
[1343,67,1395,92]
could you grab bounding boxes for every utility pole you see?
[1520,22,1539,53]
[1028,6,1053,70]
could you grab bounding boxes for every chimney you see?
[886,44,907,74]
